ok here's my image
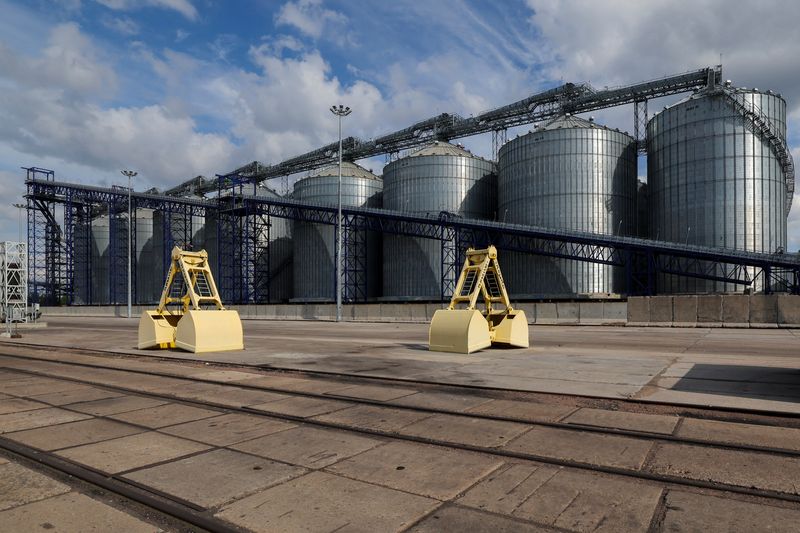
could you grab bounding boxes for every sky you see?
[0,0,799,250]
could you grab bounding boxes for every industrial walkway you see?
[7,317,800,414]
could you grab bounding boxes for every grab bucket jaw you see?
[137,311,179,349]
[175,309,243,353]
[489,309,529,348]
[429,309,492,354]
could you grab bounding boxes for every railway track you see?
[1,345,800,511]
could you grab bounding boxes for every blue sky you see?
[0,0,799,250]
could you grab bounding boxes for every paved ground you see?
[6,317,800,414]
[2,354,800,533]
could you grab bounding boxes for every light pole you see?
[329,104,351,323]
[12,203,25,243]
[121,170,137,319]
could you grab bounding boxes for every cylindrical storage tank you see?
[135,208,159,304]
[647,88,788,293]
[256,185,293,302]
[292,162,382,301]
[91,216,110,304]
[382,141,496,300]
[498,115,637,297]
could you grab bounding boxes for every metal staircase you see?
[719,87,795,214]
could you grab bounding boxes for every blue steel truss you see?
[22,169,800,306]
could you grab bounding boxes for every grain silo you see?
[498,115,637,297]
[292,162,382,301]
[135,209,159,304]
[382,141,496,300]
[647,86,790,293]
[91,215,110,303]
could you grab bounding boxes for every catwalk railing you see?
[24,173,800,305]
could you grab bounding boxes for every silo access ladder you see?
[138,246,243,353]
[719,87,795,214]
[429,246,529,353]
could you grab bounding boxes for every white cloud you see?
[0,23,234,190]
[101,15,140,36]
[94,0,198,21]
[275,0,352,45]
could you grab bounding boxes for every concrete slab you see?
[216,471,437,533]
[750,294,778,324]
[648,442,800,494]
[392,391,494,411]
[6,418,144,451]
[467,399,577,422]
[244,376,351,394]
[67,395,168,416]
[409,504,551,533]
[231,425,383,468]
[124,449,306,508]
[676,417,800,451]
[777,294,800,325]
[722,294,749,323]
[57,431,210,474]
[0,463,70,511]
[109,402,221,428]
[248,396,353,418]
[400,414,531,448]
[1,379,86,397]
[626,297,649,323]
[160,413,296,446]
[0,491,158,532]
[187,369,263,382]
[661,490,800,532]
[649,296,673,323]
[465,466,661,533]
[457,462,560,516]
[0,407,92,434]
[160,382,289,407]
[0,398,49,415]
[326,384,418,402]
[327,440,503,500]
[503,426,653,469]
[314,404,432,432]
[563,407,679,435]
[28,386,123,406]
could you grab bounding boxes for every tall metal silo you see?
[647,86,790,293]
[293,162,382,301]
[382,141,496,300]
[135,208,159,304]
[498,115,637,297]
[91,215,110,304]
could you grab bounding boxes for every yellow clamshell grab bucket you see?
[138,246,243,353]
[429,245,529,354]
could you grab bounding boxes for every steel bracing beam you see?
[22,172,800,305]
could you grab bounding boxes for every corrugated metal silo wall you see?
[91,216,109,304]
[498,128,637,297]
[647,90,787,293]
[135,209,159,304]
[293,175,382,301]
[382,154,496,299]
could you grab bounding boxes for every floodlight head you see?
[120,170,138,178]
[330,104,352,117]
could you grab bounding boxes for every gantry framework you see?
[24,172,800,305]
[165,66,725,197]
[0,241,27,322]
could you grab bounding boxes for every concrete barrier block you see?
[777,295,800,325]
[672,296,698,325]
[696,295,722,324]
[749,294,778,325]
[649,296,673,324]
[603,301,627,322]
[409,303,429,323]
[579,301,604,321]
[626,297,649,323]
[556,302,579,324]
[535,303,557,324]
[721,295,749,325]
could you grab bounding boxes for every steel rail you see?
[2,356,800,506]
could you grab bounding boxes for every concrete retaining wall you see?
[626,294,800,328]
[40,295,800,327]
